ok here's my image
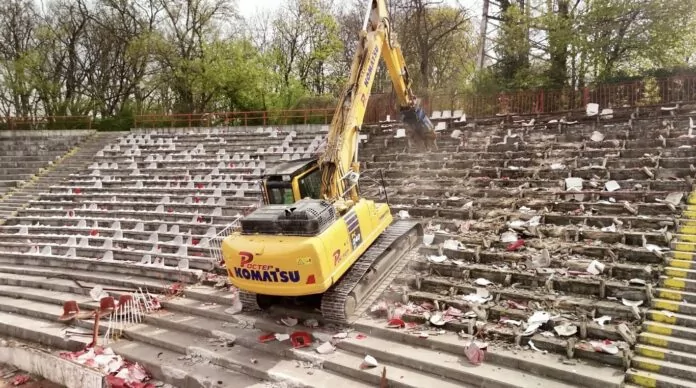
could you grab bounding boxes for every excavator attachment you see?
[401,105,436,149]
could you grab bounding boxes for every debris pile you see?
[60,346,153,388]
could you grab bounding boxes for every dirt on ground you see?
[0,363,63,388]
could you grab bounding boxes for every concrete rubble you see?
[0,105,694,387]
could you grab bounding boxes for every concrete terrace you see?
[0,105,693,387]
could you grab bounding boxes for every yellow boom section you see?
[318,0,433,202]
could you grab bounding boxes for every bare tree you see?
[0,0,39,116]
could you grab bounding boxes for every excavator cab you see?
[262,159,322,205]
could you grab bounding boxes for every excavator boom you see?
[319,0,434,201]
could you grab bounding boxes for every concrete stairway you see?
[0,132,123,223]
[626,191,696,387]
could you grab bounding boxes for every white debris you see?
[528,311,551,325]
[600,108,613,119]
[664,192,684,206]
[474,278,493,286]
[90,286,109,302]
[591,341,619,355]
[586,103,599,116]
[507,220,527,229]
[659,310,675,318]
[601,224,617,232]
[554,323,578,337]
[427,255,448,264]
[586,260,605,275]
[629,278,646,286]
[333,332,348,339]
[590,131,605,142]
[593,316,612,326]
[361,355,379,368]
[550,163,565,170]
[443,239,463,250]
[605,180,620,192]
[274,333,290,341]
[423,233,435,246]
[528,340,547,353]
[565,177,583,191]
[530,249,551,269]
[527,216,541,227]
[225,296,243,315]
[621,298,643,307]
[316,341,336,354]
[501,231,519,243]
[501,319,522,326]
[429,312,447,326]
[523,323,541,336]
[645,244,669,253]
[280,317,298,327]
[461,288,492,304]
[398,210,410,219]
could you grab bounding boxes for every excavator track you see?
[239,290,261,311]
[238,220,422,322]
[320,220,421,323]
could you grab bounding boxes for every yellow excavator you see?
[221,0,435,323]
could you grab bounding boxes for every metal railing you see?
[208,215,243,265]
[3,74,696,131]
[134,108,335,129]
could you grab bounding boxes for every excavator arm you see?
[318,0,434,202]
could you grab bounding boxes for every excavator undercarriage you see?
[239,221,422,324]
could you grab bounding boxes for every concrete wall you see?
[0,346,105,388]
[0,130,96,138]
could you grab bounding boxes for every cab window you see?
[298,168,321,199]
[268,187,295,204]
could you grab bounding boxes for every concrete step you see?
[0,310,88,351]
[626,368,696,388]
[0,268,233,307]
[652,298,696,315]
[0,249,200,283]
[673,241,696,253]
[655,287,696,303]
[632,356,696,381]
[640,332,696,354]
[125,322,370,388]
[332,332,574,388]
[0,290,369,388]
[349,318,624,388]
[677,233,696,243]
[0,292,264,388]
[321,348,470,388]
[663,264,696,279]
[643,320,696,341]
[636,343,696,368]
[670,250,696,262]
[109,340,265,388]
